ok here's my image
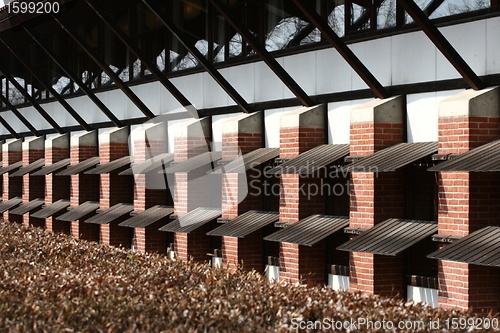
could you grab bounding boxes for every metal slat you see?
[85,156,133,174]
[211,148,279,174]
[9,159,45,177]
[429,140,500,172]
[57,201,100,221]
[119,153,174,176]
[162,151,223,174]
[264,215,349,246]
[85,203,134,224]
[267,144,349,176]
[119,205,174,228]
[56,157,100,176]
[30,199,70,219]
[428,227,500,267]
[207,211,279,237]
[32,158,71,176]
[337,218,437,256]
[344,142,438,173]
[0,161,22,175]
[159,207,221,233]
[9,198,45,215]
[0,197,22,213]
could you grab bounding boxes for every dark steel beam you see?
[0,38,92,132]
[396,0,484,90]
[142,0,253,113]
[1,70,64,134]
[0,92,40,136]
[292,0,389,99]
[23,27,124,128]
[0,113,19,139]
[85,0,197,113]
[52,15,156,120]
[210,0,313,107]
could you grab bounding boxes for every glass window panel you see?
[328,4,345,37]
[377,0,397,29]
[429,0,490,19]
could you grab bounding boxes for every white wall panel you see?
[255,58,285,102]
[392,32,436,84]
[226,62,255,104]
[328,99,372,144]
[282,52,317,98]
[1,111,26,134]
[406,90,462,143]
[131,81,161,115]
[204,69,230,108]
[486,17,500,74]
[171,73,204,109]
[350,37,391,90]
[316,48,353,95]
[18,106,51,130]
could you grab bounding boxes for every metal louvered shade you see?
[211,148,279,174]
[9,159,45,177]
[159,207,221,233]
[428,226,500,267]
[119,205,174,228]
[57,201,100,221]
[56,157,100,176]
[119,153,174,176]
[267,144,349,176]
[207,211,279,237]
[32,158,71,176]
[0,197,23,213]
[31,199,70,219]
[9,198,45,215]
[85,156,133,174]
[85,203,134,224]
[0,161,23,175]
[428,140,500,172]
[344,142,438,172]
[162,151,222,173]
[264,215,349,246]
[337,218,437,256]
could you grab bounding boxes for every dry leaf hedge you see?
[0,221,497,332]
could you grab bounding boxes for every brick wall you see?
[174,221,213,263]
[348,96,406,297]
[45,134,70,234]
[437,87,500,312]
[69,131,99,242]
[22,136,45,227]
[2,139,22,222]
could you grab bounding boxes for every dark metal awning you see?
[159,207,222,233]
[267,144,349,176]
[211,148,280,174]
[0,161,22,175]
[344,142,438,172]
[56,157,100,176]
[57,201,100,221]
[162,151,223,173]
[264,215,349,246]
[9,198,45,215]
[85,203,134,224]
[30,199,70,219]
[0,197,22,213]
[337,218,437,256]
[31,158,71,176]
[207,211,279,237]
[119,205,174,228]
[85,156,133,174]
[428,140,500,172]
[119,153,175,176]
[428,226,500,267]
[9,158,45,177]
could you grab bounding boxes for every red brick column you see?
[348,96,406,297]
[69,131,100,242]
[132,122,170,253]
[277,105,327,284]
[21,136,45,227]
[2,139,22,221]
[98,126,134,248]
[45,134,70,234]
[220,112,266,271]
[437,87,500,312]
[173,117,213,261]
